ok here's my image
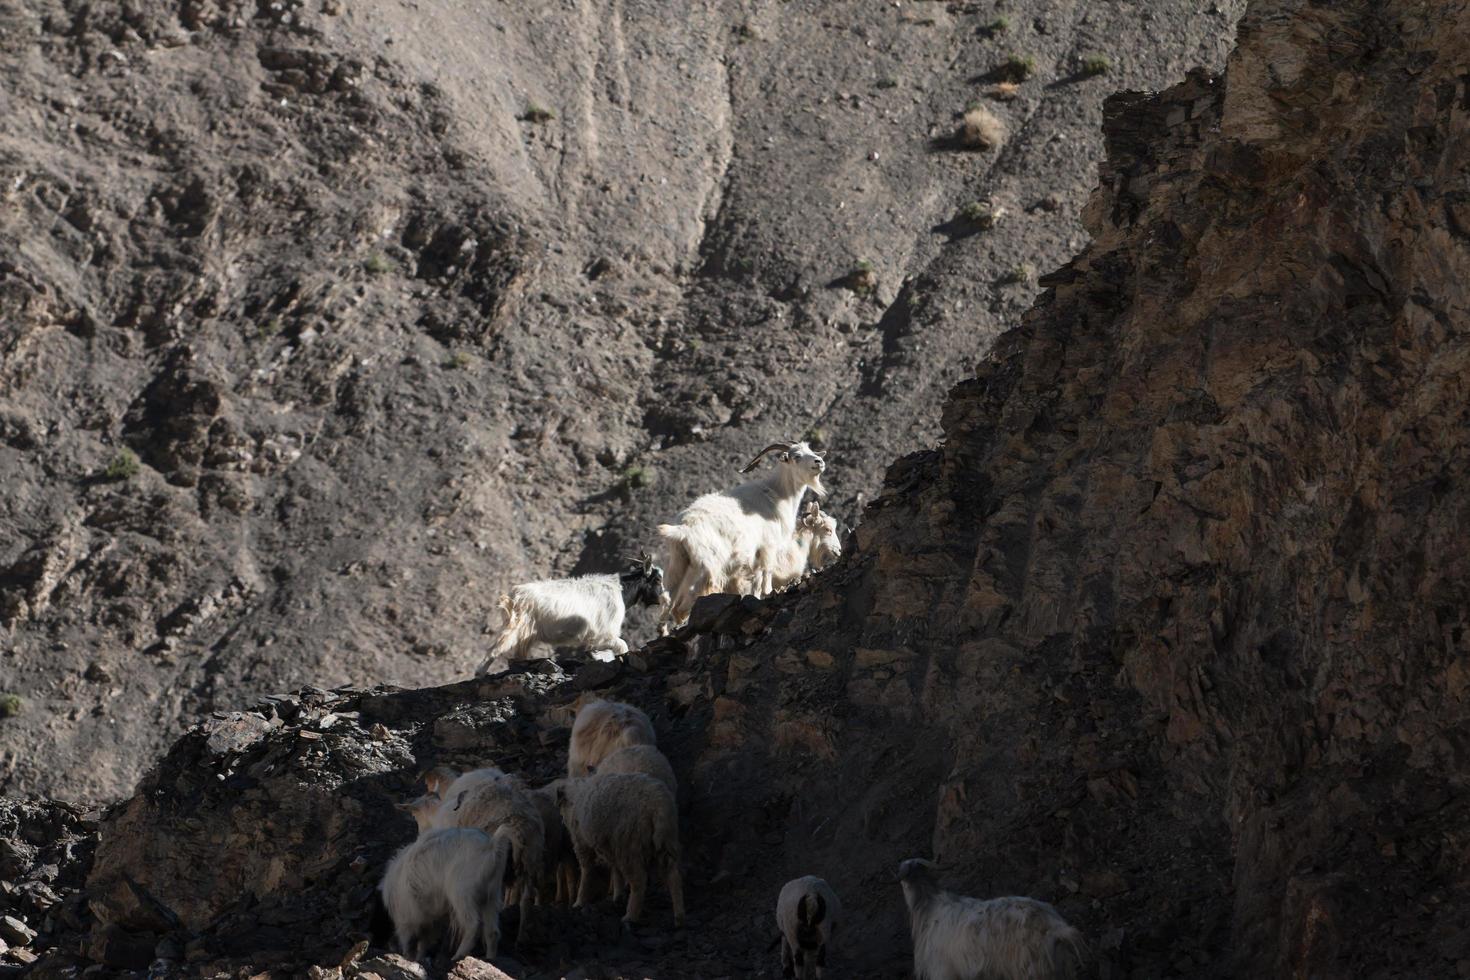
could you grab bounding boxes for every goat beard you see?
[808,475,828,497]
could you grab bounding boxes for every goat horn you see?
[739,443,793,473]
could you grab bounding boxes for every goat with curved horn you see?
[739,442,795,474]
[657,440,829,629]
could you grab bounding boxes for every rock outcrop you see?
[11,0,1470,977]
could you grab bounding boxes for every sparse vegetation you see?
[101,448,140,481]
[1000,53,1035,82]
[258,316,284,339]
[733,22,757,42]
[844,260,877,296]
[804,426,829,448]
[989,81,1021,101]
[1082,55,1111,76]
[0,694,22,719]
[364,253,392,276]
[984,16,1010,35]
[443,351,472,370]
[620,464,656,493]
[521,104,555,123]
[957,106,1005,150]
[959,200,1006,229]
[875,76,899,89]
[1002,261,1036,285]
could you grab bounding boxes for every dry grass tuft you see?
[988,81,1020,102]
[958,107,1005,150]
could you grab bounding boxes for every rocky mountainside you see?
[2,0,1467,977]
[0,0,1244,803]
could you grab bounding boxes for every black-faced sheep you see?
[379,826,516,963]
[897,859,1086,980]
[567,699,657,778]
[475,555,666,676]
[776,875,840,979]
[657,440,828,628]
[555,772,685,927]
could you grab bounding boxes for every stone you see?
[0,916,34,945]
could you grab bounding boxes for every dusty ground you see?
[0,0,1243,801]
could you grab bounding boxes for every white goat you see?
[897,859,1087,980]
[431,768,546,945]
[657,440,827,628]
[732,500,842,595]
[776,875,840,979]
[378,826,515,963]
[476,555,665,676]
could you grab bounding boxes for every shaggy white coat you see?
[658,441,827,625]
[379,826,513,962]
[899,860,1085,980]
[432,769,545,944]
[567,699,656,778]
[733,505,842,594]
[588,744,677,797]
[476,573,632,675]
[556,772,685,926]
[776,875,840,979]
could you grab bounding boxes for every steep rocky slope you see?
[0,0,1243,802]
[4,0,1467,977]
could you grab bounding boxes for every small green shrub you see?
[101,448,140,482]
[364,253,392,276]
[443,351,471,370]
[985,16,1010,34]
[1001,53,1035,82]
[522,104,555,123]
[620,464,656,492]
[845,260,878,296]
[804,426,829,448]
[959,201,1004,229]
[258,316,284,339]
[1082,55,1110,76]
[1002,261,1036,285]
[0,694,21,719]
[733,22,757,42]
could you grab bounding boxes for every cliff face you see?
[0,0,1243,803]
[17,2,1464,979]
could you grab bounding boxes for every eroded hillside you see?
[0,0,1244,802]
[3,0,1466,977]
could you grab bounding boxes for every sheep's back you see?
[593,744,677,797]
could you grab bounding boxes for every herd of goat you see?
[375,441,1089,978]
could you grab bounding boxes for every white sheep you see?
[657,440,827,628]
[776,875,840,980]
[378,826,515,963]
[567,699,657,778]
[555,772,685,927]
[475,555,666,676]
[588,743,677,798]
[897,859,1087,980]
[527,779,581,907]
[732,500,842,595]
[432,769,546,945]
